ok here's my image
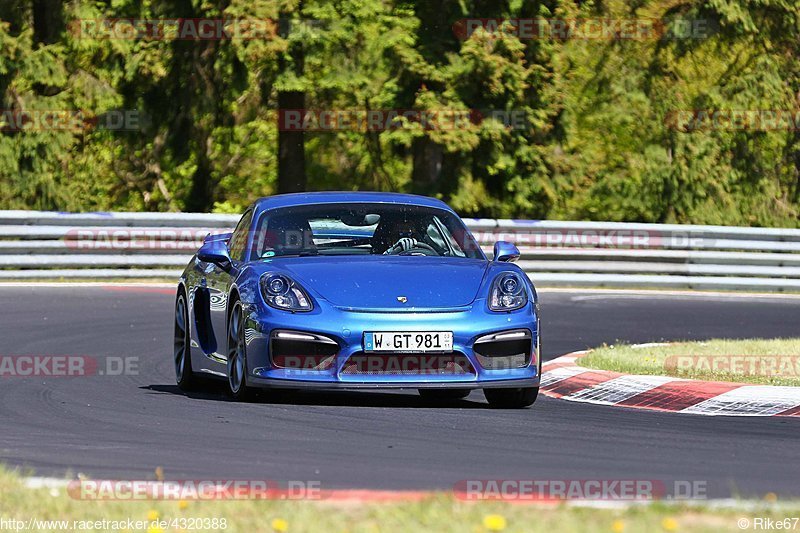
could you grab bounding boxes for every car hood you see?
[256,256,491,310]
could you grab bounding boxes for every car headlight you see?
[260,274,313,312]
[489,272,528,311]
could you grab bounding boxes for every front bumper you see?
[240,298,540,390]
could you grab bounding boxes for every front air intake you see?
[473,329,532,370]
[270,330,338,370]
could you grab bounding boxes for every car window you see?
[251,204,483,259]
[228,209,254,262]
[430,215,467,257]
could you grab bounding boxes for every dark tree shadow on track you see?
[141,384,491,409]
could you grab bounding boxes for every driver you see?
[383,221,420,254]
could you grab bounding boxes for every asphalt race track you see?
[1,285,799,498]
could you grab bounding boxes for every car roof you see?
[253,192,454,212]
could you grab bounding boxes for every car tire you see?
[226,299,257,402]
[174,291,200,392]
[418,389,471,401]
[484,387,539,409]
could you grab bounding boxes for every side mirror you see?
[493,241,520,263]
[197,234,232,267]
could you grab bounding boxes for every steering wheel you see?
[398,244,438,256]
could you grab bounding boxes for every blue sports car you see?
[174,192,541,408]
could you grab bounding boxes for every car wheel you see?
[484,387,539,409]
[418,389,471,401]
[174,292,199,391]
[226,299,256,401]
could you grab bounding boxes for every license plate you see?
[364,332,453,353]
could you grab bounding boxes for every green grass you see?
[579,339,800,386]
[0,468,797,533]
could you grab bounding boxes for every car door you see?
[207,209,253,358]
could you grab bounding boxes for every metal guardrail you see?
[1,210,800,291]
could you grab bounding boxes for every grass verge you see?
[1,468,798,533]
[579,339,800,386]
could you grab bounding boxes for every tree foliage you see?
[0,0,797,226]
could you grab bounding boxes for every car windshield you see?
[250,203,484,260]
